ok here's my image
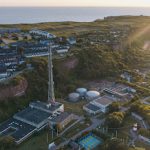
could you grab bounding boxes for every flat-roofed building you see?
[103,83,136,101]
[29,101,64,114]
[50,112,74,131]
[83,96,113,114]
[0,118,36,145]
[29,29,56,39]
[0,101,64,144]
[91,96,113,113]
[13,107,51,129]
[83,103,101,115]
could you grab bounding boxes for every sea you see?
[0,7,150,24]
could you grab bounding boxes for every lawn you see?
[135,141,150,150]
[57,99,87,115]
[106,116,137,139]
[129,147,145,150]
[16,129,64,150]
[63,120,91,139]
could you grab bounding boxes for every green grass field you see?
[16,130,50,150]
[16,129,64,150]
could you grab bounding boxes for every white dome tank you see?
[76,88,87,96]
[68,92,80,102]
[85,91,100,100]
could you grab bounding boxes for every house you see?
[67,37,76,45]
[120,72,132,82]
[13,42,49,57]
[29,29,56,39]
[0,48,22,67]
[55,46,69,54]
[23,44,48,55]
[23,34,32,40]
[0,64,7,79]
[0,28,20,35]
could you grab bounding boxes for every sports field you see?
[78,134,102,150]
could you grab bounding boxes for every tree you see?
[138,128,150,138]
[108,102,120,113]
[107,138,128,150]
[0,136,16,150]
[105,112,125,128]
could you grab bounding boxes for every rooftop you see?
[14,106,51,125]
[50,112,71,123]
[85,103,100,112]
[94,96,113,106]
[0,118,36,142]
[30,101,63,113]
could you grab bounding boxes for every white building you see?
[56,48,69,54]
[83,95,113,114]
[0,72,8,79]
[91,96,113,113]
[67,37,76,45]
[29,29,56,39]
[55,46,70,54]
[83,103,101,115]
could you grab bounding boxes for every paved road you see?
[128,129,138,146]
[56,118,104,149]
[56,96,150,149]
[140,96,150,104]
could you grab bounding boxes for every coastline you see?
[0,7,150,24]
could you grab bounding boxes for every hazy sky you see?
[0,0,150,7]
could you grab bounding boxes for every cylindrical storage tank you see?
[68,92,80,102]
[85,91,100,101]
[76,88,87,96]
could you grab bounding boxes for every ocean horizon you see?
[0,7,150,24]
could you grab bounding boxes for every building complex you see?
[0,44,73,144]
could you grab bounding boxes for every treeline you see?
[0,57,48,122]
[75,44,144,80]
[130,102,150,125]
[0,56,81,122]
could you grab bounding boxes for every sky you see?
[0,0,150,7]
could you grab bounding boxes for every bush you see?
[107,138,128,150]
[138,128,150,138]
[92,130,110,141]
[9,76,24,86]
[108,102,120,113]
[105,112,125,128]
[0,136,16,150]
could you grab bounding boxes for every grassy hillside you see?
[0,16,150,36]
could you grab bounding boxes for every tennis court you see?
[78,133,102,150]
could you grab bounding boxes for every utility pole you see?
[116,130,118,138]
[48,43,55,103]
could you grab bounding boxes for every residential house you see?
[29,29,56,39]
[67,37,76,45]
